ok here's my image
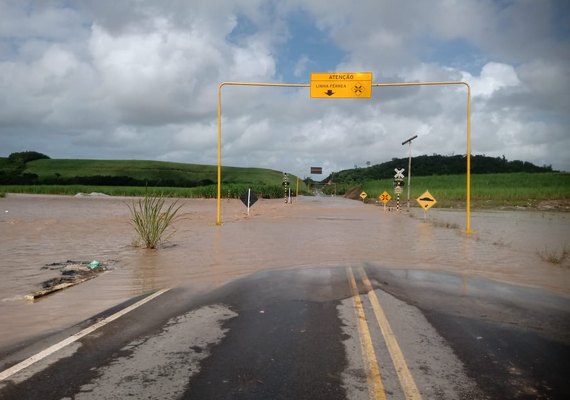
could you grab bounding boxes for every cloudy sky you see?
[1,0,569,176]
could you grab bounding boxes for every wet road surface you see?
[1,265,568,399]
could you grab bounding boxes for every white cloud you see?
[0,0,569,174]
[462,62,521,98]
[293,55,310,78]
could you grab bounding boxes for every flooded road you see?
[1,194,569,350]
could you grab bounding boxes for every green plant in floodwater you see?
[538,246,569,265]
[128,194,183,249]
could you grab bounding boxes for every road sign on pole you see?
[379,191,392,212]
[417,191,437,211]
[379,191,392,204]
[360,191,368,201]
[240,189,258,215]
[394,168,405,180]
[310,72,373,98]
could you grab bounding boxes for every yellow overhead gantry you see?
[217,80,472,233]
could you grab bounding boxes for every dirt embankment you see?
[343,186,363,200]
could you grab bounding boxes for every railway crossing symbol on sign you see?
[394,168,405,180]
[379,191,391,204]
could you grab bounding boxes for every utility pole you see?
[402,134,418,209]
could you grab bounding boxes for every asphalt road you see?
[0,265,569,399]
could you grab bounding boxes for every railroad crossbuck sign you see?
[394,168,405,180]
[417,191,437,210]
[310,72,373,98]
[379,191,391,204]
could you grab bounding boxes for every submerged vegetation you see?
[128,194,183,249]
[538,246,569,265]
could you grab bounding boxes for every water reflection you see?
[132,250,161,293]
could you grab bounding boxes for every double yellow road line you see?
[346,266,422,400]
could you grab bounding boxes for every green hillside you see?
[0,157,292,186]
[24,159,286,185]
[0,154,306,198]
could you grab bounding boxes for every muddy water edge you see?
[1,194,569,350]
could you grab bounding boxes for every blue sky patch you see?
[275,10,345,82]
[417,37,486,74]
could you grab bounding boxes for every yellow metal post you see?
[217,83,223,225]
[465,83,472,233]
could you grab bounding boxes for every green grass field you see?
[0,158,308,198]
[343,172,570,208]
[23,158,288,186]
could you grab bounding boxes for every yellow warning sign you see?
[378,191,391,204]
[310,72,373,98]
[417,190,437,210]
[360,191,368,200]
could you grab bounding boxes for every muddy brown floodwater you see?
[1,193,569,350]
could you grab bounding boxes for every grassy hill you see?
[0,157,306,198]
[23,159,287,185]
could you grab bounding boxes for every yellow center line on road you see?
[346,267,387,400]
[358,267,422,400]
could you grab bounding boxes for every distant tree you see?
[366,161,371,167]
[8,151,50,164]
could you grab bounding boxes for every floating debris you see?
[25,260,116,302]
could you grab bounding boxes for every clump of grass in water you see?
[128,194,183,249]
[538,246,569,265]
